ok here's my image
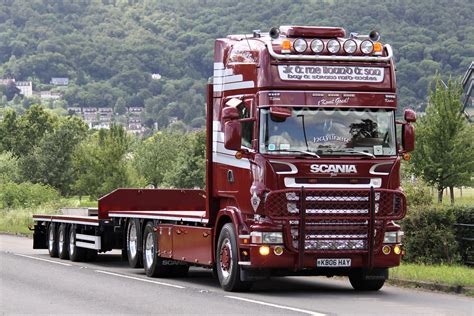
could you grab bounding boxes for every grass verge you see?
[0,197,97,236]
[390,263,474,294]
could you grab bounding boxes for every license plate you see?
[317,258,351,267]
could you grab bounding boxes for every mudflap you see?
[240,268,270,282]
[33,224,47,249]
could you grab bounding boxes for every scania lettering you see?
[32,25,416,292]
[310,164,357,174]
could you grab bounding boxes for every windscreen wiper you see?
[268,149,320,158]
[325,148,375,158]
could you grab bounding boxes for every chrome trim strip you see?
[108,213,209,224]
[267,43,393,62]
[369,162,392,175]
[269,160,298,175]
[238,235,250,239]
[284,177,382,188]
[76,241,101,250]
[238,261,252,266]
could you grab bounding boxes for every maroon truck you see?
[33,25,416,292]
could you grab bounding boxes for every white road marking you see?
[14,253,72,266]
[225,295,326,316]
[95,270,185,289]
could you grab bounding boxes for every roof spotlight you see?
[269,27,280,39]
[369,30,381,42]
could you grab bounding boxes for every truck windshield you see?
[259,108,396,156]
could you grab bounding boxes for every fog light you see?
[274,246,284,256]
[259,246,270,256]
[382,245,391,255]
[394,245,401,255]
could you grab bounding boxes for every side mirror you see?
[402,123,415,152]
[222,107,239,121]
[404,109,416,123]
[224,120,242,150]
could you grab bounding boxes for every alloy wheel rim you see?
[129,223,137,258]
[48,227,54,252]
[219,238,232,280]
[145,233,154,269]
[59,229,64,254]
[69,229,75,257]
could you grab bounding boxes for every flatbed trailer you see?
[33,25,416,292]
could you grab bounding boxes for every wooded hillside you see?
[0,0,472,126]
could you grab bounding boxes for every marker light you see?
[361,40,374,54]
[373,42,383,53]
[274,246,284,256]
[394,245,401,255]
[343,39,357,54]
[403,153,411,161]
[382,245,391,255]
[235,151,243,160]
[327,40,340,54]
[259,246,270,256]
[310,39,324,53]
[281,39,291,53]
[293,38,307,53]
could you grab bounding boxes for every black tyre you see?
[143,222,171,277]
[47,223,58,258]
[127,219,143,268]
[68,225,86,262]
[57,223,69,259]
[216,223,252,292]
[349,269,387,291]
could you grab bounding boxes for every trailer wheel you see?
[127,219,143,268]
[349,269,387,291]
[69,225,86,262]
[47,223,58,258]
[143,222,170,277]
[57,223,69,259]
[216,223,252,292]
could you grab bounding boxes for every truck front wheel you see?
[349,269,387,291]
[127,219,143,268]
[216,223,252,292]
[143,222,170,277]
[48,223,58,258]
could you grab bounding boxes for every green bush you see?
[402,179,433,207]
[401,206,460,264]
[452,206,474,265]
[0,182,60,209]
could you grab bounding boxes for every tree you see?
[20,116,88,195]
[162,131,206,189]
[410,76,474,204]
[72,124,132,199]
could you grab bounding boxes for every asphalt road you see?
[1,234,472,315]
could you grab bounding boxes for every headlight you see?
[293,38,307,53]
[250,232,283,244]
[327,39,340,54]
[361,40,374,54]
[384,231,404,244]
[310,39,324,53]
[343,39,357,54]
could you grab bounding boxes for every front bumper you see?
[240,243,402,271]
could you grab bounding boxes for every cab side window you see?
[238,100,254,148]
